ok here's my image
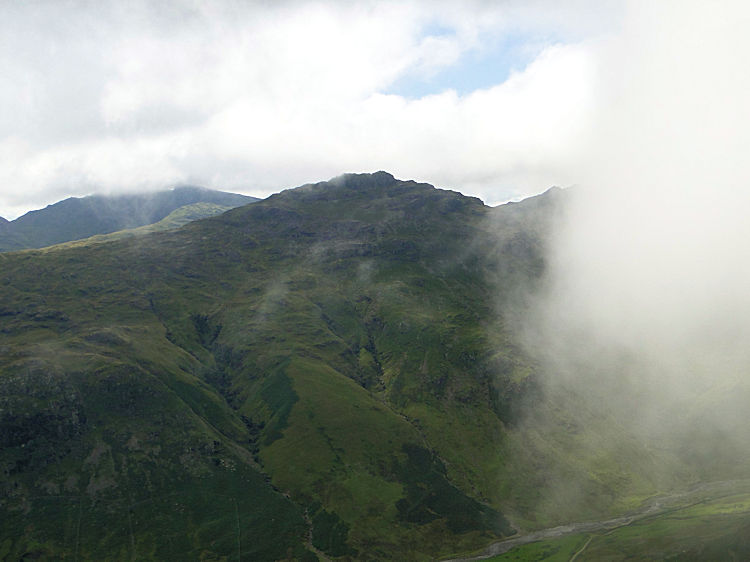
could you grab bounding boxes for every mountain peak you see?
[265,172,489,218]
[330,170,396,188]
[289,171,399,196]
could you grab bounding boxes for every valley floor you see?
[444,479,750,561]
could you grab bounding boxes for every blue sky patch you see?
[385,31,551,98]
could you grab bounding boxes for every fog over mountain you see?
[3,1,750,560]
[514,1,750,478]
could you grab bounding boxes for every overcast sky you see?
[0,0,628,219]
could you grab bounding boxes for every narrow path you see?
[234,498,242,562]
[568,535,592,562]
[74,498,82,562]
[127,498,136,561]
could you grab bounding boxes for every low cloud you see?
[0,1,616,218]
[522,0,750,473]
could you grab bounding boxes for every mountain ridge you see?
[0,185,258,252]
[1,172,545,559]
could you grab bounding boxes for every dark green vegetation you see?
[2,171,749,560]
[1,172,551,560]
[0,186,257,251]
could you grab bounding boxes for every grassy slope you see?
[0,173,530,559]
[0,252,312,559]
[50,202,236,249]
[4,173,742,559]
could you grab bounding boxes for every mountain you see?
[51,202,240,249]
[0,172,544,559]
[2,172,749,560]
[0,186,257,252]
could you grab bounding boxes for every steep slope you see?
[2,172,700,560]
[1,172,547,559]
[0,186,257,251]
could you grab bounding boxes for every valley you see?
[446,479,750,560]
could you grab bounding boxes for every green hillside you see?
[0,173,530,559]
[2,172,748,560]
[0,186,257,252]
[51,202,237,249]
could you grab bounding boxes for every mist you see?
[516,0,750,496]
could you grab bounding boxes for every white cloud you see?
[0,0,615,219]
[527,0,750,426]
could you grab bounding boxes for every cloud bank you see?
[525,0,750,463]
[0,1,617,219]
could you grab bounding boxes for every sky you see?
[0,0,623,220]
